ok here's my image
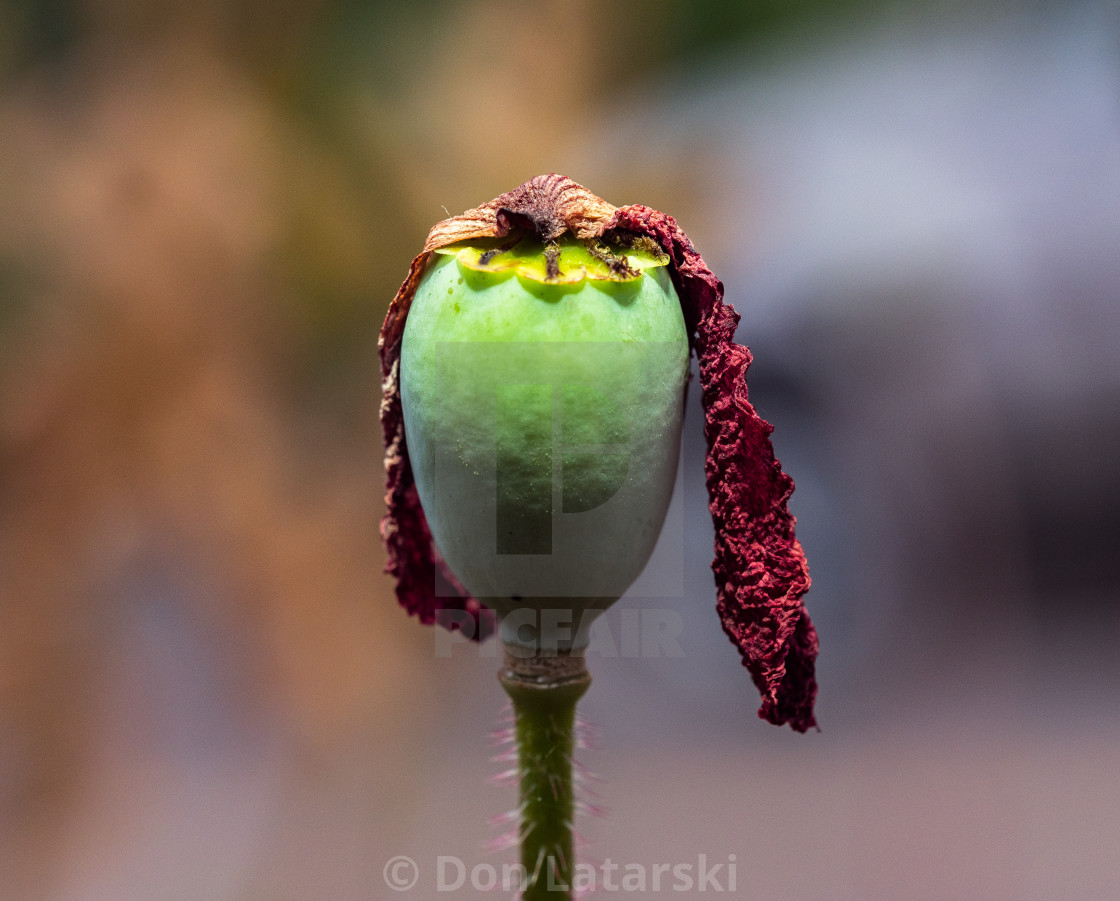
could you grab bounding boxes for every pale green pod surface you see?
[400,235,688,650]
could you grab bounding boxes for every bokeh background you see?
[2,0,1119,898]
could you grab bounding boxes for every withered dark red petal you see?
[607,203,817,732]
[378,175,817,730]
[379,252,496,642]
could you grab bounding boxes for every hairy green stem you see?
[498,648,591,900]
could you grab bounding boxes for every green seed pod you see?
[381,174,817,732]
[400,233,689,651]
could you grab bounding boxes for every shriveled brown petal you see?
[422,175,618,250]
[379,175,817,730]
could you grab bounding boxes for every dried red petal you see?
[607,203,817,732]
[380,253,495,641]
[379,175,817,730]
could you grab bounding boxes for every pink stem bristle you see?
[572,779,602,801]
[484,810,536,856]
[484,830,520,854]
[574,715,602,751]
[553,842,568,876]
[575,717,602,740]
[573,799,608,818]
[489,804,525,828]
[490,747,518,764]
[530,846,547,888]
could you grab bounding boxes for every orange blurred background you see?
[2,1,1119,898]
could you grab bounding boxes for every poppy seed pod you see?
[400,231,688,653]
[380,175,818,731]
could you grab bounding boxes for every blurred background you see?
[1,0,1118,898]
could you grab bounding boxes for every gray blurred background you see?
[1,0,1118,898]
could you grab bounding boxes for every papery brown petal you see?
[379,176,816,731]
[422,173,618,251]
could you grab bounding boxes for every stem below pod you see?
[498,648,591,900]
